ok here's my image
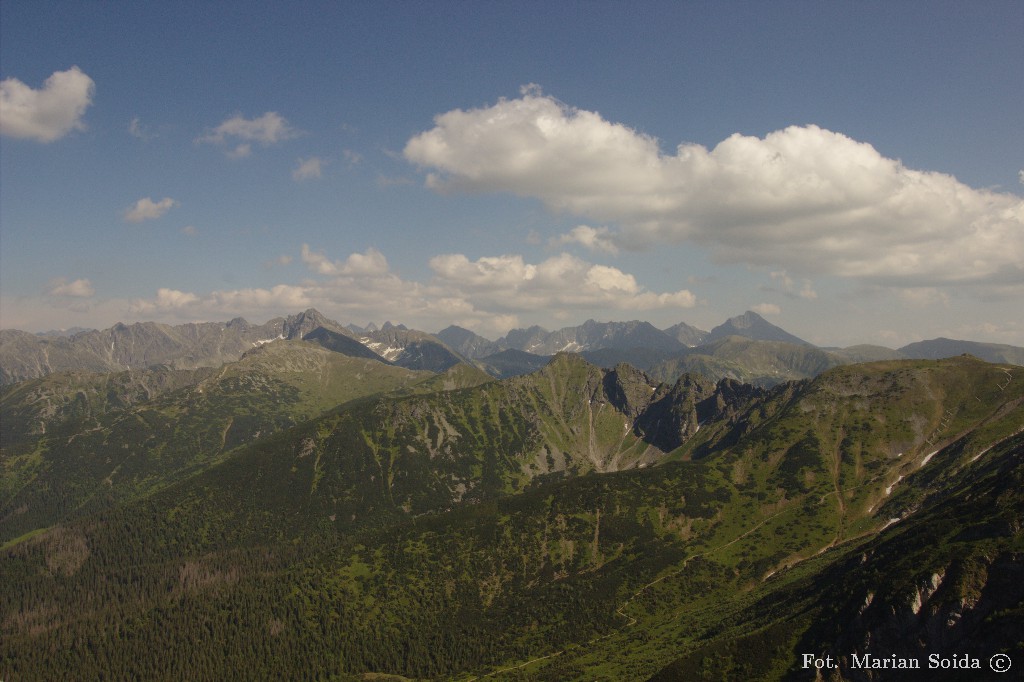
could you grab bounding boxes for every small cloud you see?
[767,270,818,300]
[128,117,150,140]
[1019,170,1023,186]
[124,197,177,223]
[342,149,362,167]
[155,288,198,308]
[876,329,903,345]
[301,244,390,277]
[181,225,198,236]
[751,302,781,316]
[770,270,795,291]
[375,174,414,188]
[0,66,95,142]
[551,225,619,255]
[263,254,293,269]
[47,277,94,297]
[293,156,325,181]
[227,143,252,159]
[898,287,950,306]
[799,281,818,300]
[197,112,298,156]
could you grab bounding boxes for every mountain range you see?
[1,308,1022,679]
[3,309,1022,388]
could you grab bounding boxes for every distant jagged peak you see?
[501,324,550,346]
[286,307,330,326]
[728,311,765,329]
[35,326,95,338]
[502,320,681,355]
[663,320,709,347]
[707,310,810,346]
[282,308,345,340]
[435,325,504,360]
[437,324,483,341]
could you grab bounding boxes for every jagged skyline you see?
[2,2,1022,346]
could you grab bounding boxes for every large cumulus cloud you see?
[404,87,1024,290]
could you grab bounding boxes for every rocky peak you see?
[603,362,659,420]
[707,311,810,346]
[283,308,340,340]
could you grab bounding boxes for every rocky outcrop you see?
[816,551,1024,681]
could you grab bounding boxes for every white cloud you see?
[405,88,1024,293]
[0,66,95,142]
[155,288,198,308]
[263,254,293,268]
[198,112,298,155]
[550,225,619,254]
[767,270,817,300]
[301,245,390,277]
[128,117,151,140]
[124,197,177,223]
[126,246,694,336]
[375,174,415,188]
[181,225,199,236]
[429,253,536,291]
[428,251,696,312]
[227,143,252,159]
[343,149,362,167]
[751,303,781,316]
[898,287,950,306]
[293,156,325,181]
[130,285,306,317]
[47,278,95,298]
[798,281,818,300]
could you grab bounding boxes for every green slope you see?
[0,356,1020,681]
[0,340,433,543]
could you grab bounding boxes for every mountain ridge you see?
[3,309,1022,389]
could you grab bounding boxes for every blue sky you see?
[2,1,1022,346]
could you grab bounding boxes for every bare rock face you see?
[822,552,1024,681]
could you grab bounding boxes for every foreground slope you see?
[0,356,1020,681]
